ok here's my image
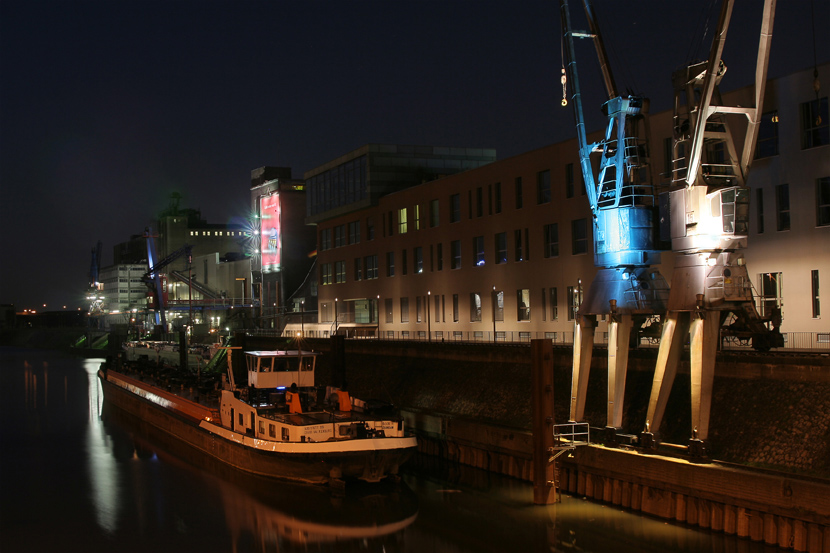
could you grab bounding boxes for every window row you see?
[189,230,241,237]
[318,165,589,249]
[377,287,584,324]
[755,177,830,233]
[319,220,589,286]
[319,220,363,251]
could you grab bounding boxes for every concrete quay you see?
[292,338,830,552]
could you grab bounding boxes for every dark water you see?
[0,348,785,553]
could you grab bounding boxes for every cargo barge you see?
[98,347,417,485]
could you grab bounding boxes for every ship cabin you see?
[245,350,319,389]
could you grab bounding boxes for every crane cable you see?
[561,32,568,106]
[811,0,822,124]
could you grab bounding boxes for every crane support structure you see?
[560,0,669,436]
[143,227,193,332]
[641,0,781,457]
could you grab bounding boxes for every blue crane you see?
[559,0,669,437]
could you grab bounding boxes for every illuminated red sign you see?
[260,194,281,272]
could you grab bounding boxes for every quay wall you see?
[289,339,830,478]
[279,338,830,552]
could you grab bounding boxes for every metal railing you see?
[552,422,590,449]
[268,327,830,352]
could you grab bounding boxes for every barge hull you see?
[99,370,415,484]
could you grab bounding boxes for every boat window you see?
[258,421,264,435]
[269,424,276,438]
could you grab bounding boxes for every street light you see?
[427,291,431,342]
[492,285,497,342]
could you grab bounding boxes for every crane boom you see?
[642,0,780,457]
[560,0,669,432]
[143,227,192,332]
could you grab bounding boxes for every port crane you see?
[559,0,669,437]
[87,240,104,315]
[641,0,780,456]
[143,227,192,333]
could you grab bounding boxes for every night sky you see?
[1,0,827,311]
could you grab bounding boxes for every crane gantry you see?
[560,0,781,455]
[560,0,669,439]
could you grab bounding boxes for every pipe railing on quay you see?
[253,326,830,352]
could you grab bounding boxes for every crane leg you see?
[570,315,595,422]
[607,314,632,430]
[689,310,719,455]
[641,312,688,447]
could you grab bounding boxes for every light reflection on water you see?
[1,348,786,553]
[85,357,119,535]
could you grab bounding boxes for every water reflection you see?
[85,358,119,534]
[1,349,787,553]
[404,456,787,553]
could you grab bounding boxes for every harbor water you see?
[0,348,787,552]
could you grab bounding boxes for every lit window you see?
[398,208,408,234]
[801,97,829,149]
[755,111,779,158]
[430,199,439,227]
[473,236,485,266]
[517,289,531,321]
[759,272,783,319]
[469,292,481,322]
[494,290,503,322]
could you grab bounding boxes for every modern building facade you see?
[305,144,498,224]
[97,263,148,314]
[249,166,317,329]
[307,65,829,345]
